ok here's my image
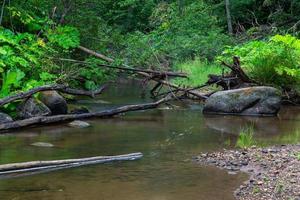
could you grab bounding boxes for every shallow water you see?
[1,82,300,200]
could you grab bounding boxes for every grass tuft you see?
[236,126,256,148]
[172,59,224,87]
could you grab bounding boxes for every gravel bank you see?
[194,145,300,200]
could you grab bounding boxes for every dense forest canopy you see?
[0,0,300,104]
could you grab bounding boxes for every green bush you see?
[0,8,80,97]
[121,1,232,69]
[220,34,300,91]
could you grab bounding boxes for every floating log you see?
[0,153,143,175]
[0,96,171,131]
[0,84,107,107]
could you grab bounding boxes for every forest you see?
[0,1,300,200]
[1,0,300,96]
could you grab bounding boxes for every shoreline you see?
[194,144,300,200]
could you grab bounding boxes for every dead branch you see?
[56,58,188,78]
[221,56,253,83]
[78,46,208,100]
[0,84,107,107]
[0,96,171,131]
[0,153,143,175]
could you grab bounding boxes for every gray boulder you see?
[0,112,13,123]
[203,86,281,116]
[17,98,51,119]
[39,91,68,115]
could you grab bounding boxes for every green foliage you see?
[47,26,80,50]
[78,58,117,90]
[206,0,300,38]
[0,27,52,95]
[122,1,232,69]
[296,153,300,161]
[172,59,224,87]
[0,4,83,116]
[236,126,256,148]
[221,34,300,91]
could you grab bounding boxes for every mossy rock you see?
[203,87,281,116]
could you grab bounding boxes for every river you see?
[1,82,300,200]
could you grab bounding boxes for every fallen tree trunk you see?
[78,46,208,100]
[0,96,170,131]
[0,84,106,107]
[56,58,188,78]
[0,152,143,175]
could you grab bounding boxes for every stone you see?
[17,98,51,119]
[31,142,54,147]
[203,86,281,116]
[68,120,90,128]
[39,91,68,115]
[69,106,90,114]
[0,112,13,123]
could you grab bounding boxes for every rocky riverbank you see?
[194,145,300,200]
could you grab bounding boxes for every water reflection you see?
[204,106,300,146]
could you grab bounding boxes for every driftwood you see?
[207,56,255,90]
[0,84,106,107]
[0,153,143,175]
[78,46,208,100]
[0,96,170,131]
[221,56,253,83]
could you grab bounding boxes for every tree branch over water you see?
[0,84,107,107]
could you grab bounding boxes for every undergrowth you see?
[172,59,223,87]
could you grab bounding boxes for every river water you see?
[1,82,300,200]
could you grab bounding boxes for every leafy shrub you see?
[46,26,80,50]
[220,35,300,91]
[0,8,81,99]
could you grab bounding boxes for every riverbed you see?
[1,82,300,200]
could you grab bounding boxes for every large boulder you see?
[203,87,281,116]
[17,98,51,119]
[39,91,68,115]
[0,112,13,123]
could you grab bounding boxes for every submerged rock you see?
[39,91,68,115]
[69,106,90,114]
[31,142,54,147]
[0,112,13,123]
[203,86,281,116]
[17,98,51,119]
[68,120,91,128]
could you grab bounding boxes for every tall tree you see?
[225,0,233,34]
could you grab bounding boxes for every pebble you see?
[31,142,54,147]
[68,120,91,128]
[195,144,300,200]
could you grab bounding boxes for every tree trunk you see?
[0,96,170,132]
[225,0,233,35]
[0,153,143,175]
